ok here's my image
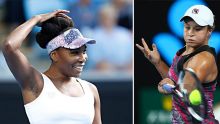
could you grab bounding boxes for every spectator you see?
[87,4,132,72]
[68,0,99,30]
[111,0,132,30]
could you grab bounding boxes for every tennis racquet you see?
[162,68,207,122]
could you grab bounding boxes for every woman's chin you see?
[71,72,81,78]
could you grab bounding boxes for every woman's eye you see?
[185,26,190,30]
[70,50,86,55]
[195,28,202,31]
[70,51,79,54]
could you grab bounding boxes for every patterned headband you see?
[46,28,96,54]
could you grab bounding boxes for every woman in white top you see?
[2,10,102,124]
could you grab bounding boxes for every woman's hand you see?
[136,38,161,65]
[158,78,175,94]
[35,9,71,26]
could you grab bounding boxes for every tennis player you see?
[136,5,219,123]
[2,10,102,124]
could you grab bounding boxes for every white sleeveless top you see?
[24,74,95,124]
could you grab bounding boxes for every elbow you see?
[2,40,15,55]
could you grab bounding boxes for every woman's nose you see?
[78,53,88,62]
[188,29,194,36]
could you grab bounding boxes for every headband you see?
[46,28,96,54]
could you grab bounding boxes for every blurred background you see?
[0,0,133,123]
[135,0,220,124]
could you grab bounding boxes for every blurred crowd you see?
[0,0,133,80]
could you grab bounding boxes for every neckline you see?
[42,73,86,98]
[178,45,210,57]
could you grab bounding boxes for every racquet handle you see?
[162,84,175,93]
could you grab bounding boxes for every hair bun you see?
[35,17,74,49]
[36,32,49,49]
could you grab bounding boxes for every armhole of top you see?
[77,79,94,97]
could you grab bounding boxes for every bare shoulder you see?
[88,82,99,94]
[86,82,100,100]
[198,51,216,60]
[188,51,216,68]
[187,51,217,83]
[78,79,99,96]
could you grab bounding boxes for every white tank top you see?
[24,74,95,124]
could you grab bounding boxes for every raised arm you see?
[2,10,70,89]
[136,38,169,78]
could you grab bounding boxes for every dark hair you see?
[36,17,74,49]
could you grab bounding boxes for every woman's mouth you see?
[186,39,195,43]
[187,38,195,41]
[72,65,84,72]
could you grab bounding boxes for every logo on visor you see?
[192,8,199,14]
[64,29,80,45]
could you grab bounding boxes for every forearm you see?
[154,60,169,79]
[3,16,40,51]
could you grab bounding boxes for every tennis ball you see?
[189,89,201,105]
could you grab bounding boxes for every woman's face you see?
[55,45,88,77]
[183,20,212,48]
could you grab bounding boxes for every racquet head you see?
[177,68,207,122]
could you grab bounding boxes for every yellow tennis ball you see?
[189,89,201,105]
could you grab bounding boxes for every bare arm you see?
[157,51,218,95]
[136,38,169,78]
[90,84,102,124]
[185,52,218,84]
[154,60,169,78]
[3,16,42,89]
[2,10,70,89]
